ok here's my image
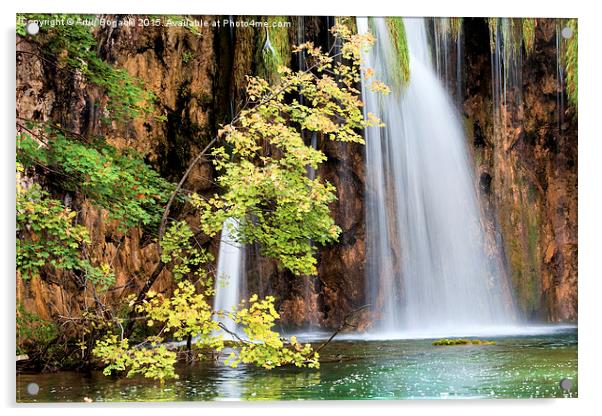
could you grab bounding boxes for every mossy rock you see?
[432,338,496,346]
[383,17,410,88]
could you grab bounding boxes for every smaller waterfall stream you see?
[432,18,463,108]
[214,218,244,334]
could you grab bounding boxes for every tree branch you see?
[314,304,370,354]
[157,137,218,244]
[126,136,217,337]
[217,322,250,345]
[124,260,166,338]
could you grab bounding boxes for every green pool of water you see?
[17,327,577,402]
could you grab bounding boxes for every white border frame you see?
[2,1,598,414]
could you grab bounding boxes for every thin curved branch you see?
[217,322,250,345]
[314,304,370,354]
[157,136,218,245]
[126,136,218,336]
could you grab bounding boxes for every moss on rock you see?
[565,18,578,109]
[384,17,410,87]
[432,338,496,346]
[255,16,292,84]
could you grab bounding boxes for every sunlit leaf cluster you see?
[94,281,319,380]
[197,25,384,275]
[226,294,320,369]
[16,166,114,287]
[136,280,219,340]
[92,335,178,381]
[160,221,214,282]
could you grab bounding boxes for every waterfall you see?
[214,217,244,334]
[489,18,524,143]
[555,20,566,133]
[214,20,244,334]
[359,17,515,337]
[431,17,463,108]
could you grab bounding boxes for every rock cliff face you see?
[462,18,577,321]
[16,16,577,329]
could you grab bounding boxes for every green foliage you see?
[17,13,156,122]
[522,18,536,56]
[136,280,218,340]
[17,128,174,231]
[16,304,58,355]
[94,281,319,380]
[196,26,384,275]
[565,19,578,109]
[226,294,320,369]
[17,182,88,279]
[432,338,496,346]
[381,17,410,88]
[16,16,27,37]
[16,178,113,287]
[182,51,194,65]
[16,125,169,285]
[92,335,178,381]
[89,58,156,123]
[19,19,378,377]
[160,221,214,282]
[82,261,116,289]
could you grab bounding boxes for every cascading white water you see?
[213,217,244,333]
[432,18,463,108]
[359,17,515,337]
